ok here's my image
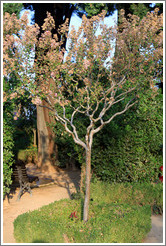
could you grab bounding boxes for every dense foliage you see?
[3,3,23,17]
[91,90,163,182]
[3,116,14,198]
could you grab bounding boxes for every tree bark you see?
[31,3,74,170]
[36,104,58,172]
[80,163,86,195]
[83,147,92,222]
[33,128,37,146]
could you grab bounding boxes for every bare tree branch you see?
[92,99,138,135]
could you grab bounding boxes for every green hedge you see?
[91,91,163,183]
[3,117,14,198]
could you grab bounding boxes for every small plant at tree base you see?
[69,211,78,220]
[3,8,163,221]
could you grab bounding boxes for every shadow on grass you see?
[32,239,48,243]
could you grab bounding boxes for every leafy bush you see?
[17,145,38,163]
[3,117,14,198]
[91,91,163,182]
[53,89,162,183]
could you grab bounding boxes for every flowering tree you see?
[3,8,163,221]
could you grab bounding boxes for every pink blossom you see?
[45,30,51,36]
[51,72,55,78]
[83,59,91,69]
[10,92,17,99]
[84,78,90,85]
[32,96,42,105]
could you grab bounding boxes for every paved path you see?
[143,214,163,243]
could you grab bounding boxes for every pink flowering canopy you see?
[3,9,163,140]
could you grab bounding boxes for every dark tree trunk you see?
[36,103,58,170]
[30,3,74,171]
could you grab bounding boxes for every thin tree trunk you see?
[83,147,91,222]
[80,163,86,195]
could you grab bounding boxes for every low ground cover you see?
[14,181,162,243]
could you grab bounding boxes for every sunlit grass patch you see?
[13,181,162,243]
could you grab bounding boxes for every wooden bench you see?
[12,160,38,201]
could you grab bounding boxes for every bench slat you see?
[12,161,33,200]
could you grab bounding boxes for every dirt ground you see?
[3,163,163,244]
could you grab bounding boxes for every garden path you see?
[143,214,163,243]
[3,163,163,244]
[3,163,80,244]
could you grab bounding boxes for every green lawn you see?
[14,181,163,243]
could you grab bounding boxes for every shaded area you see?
[6,162,81,202]
[32,240,48,243]
[26,162,81,199]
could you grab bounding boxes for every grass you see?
[14,181,163,243]
[90,181,163,214]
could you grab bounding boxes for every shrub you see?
[91,91,163,183]
[53,90,163,183]
[3,117,14,198]
[17,145,38,163]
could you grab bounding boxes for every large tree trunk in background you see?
[36,104,58,172]
[31,3,74,170]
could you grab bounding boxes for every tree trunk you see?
[36,104,58,173]
[80,163,86,195]
[83,147,91,222]
[33,128,37,146]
